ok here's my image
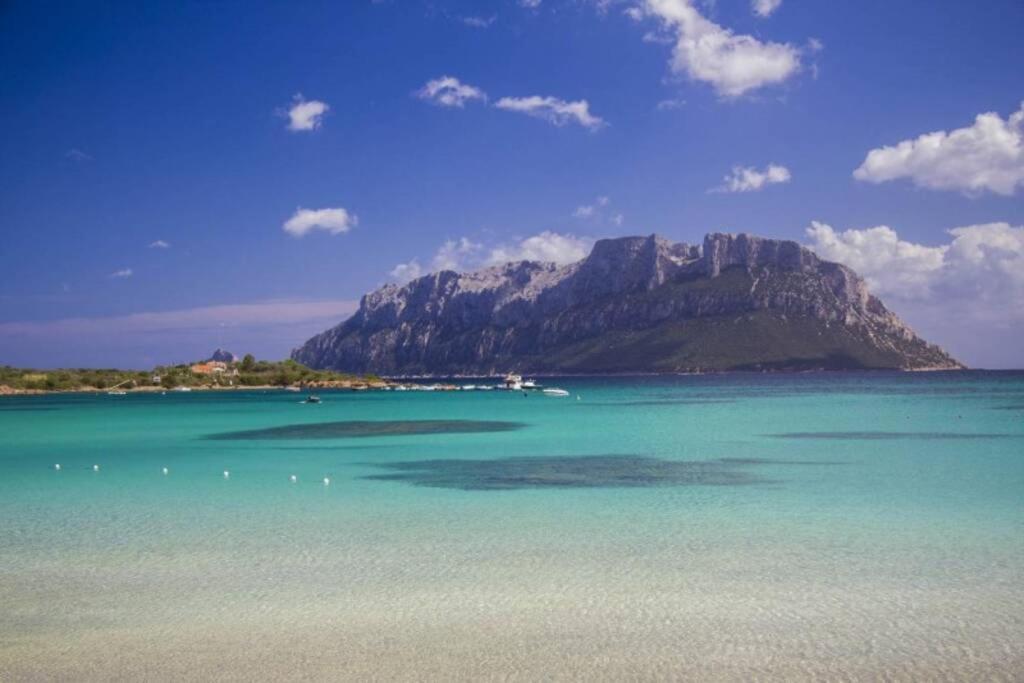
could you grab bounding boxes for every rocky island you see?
[292,233,962,375]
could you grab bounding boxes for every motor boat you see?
[304,395,321,404]
[542,388,570,397]
[503,373,523,391]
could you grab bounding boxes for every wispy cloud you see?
[0,299,359,369]
[416,76,487,107]
[282,94,329,132]
[109,268,133,278]
[148,240,171,249]
[461,15,496,28]
[65,148,93,162]
[283,207,358,237]
[854,102,1024,196]
[573,195,623,225]
[494,95,606,130]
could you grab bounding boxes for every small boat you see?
[522,379,539,389]
[284,386,301,393]
[172,386,192,392]
[461,384,477,391]
[542,388,570,397]
[106,390,127,396]
[304,395,321,404]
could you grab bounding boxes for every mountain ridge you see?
[292,233,962,375]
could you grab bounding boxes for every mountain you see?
[292,233,962,375]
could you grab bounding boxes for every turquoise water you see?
[2,373,1023,680]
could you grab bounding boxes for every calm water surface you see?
[1,372,1022,680]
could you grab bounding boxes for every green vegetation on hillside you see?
[0,357,381,392]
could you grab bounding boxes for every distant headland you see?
[292,232,963,376]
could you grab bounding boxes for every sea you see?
[1,372,1022,681]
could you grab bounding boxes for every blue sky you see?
[1,0,1022,368]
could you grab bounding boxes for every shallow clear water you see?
[2,372,1023,680]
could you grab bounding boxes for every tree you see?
[240,354,256,372]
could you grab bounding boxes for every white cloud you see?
[433,237,483,271]
[282,207,358,237]
[416,76,487,108]
[751,0,782,17]
[494,95,606,130]
[714,163,791,192]
[853,103,1024,196]
[487,231,592,265]
[389,260,423,284]
[283,94,329,132]
[461,15,496,28]
[806,221,1024,368]
[389,232,593,282]
[148,240,171,249]
[520,0,542,7]
[109,268,133,279]
[640,0,802,97]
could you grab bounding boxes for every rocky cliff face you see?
[292,233,962,374]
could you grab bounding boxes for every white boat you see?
[284,386,301,392]
[461,384,477,391]
[107,390,127,396]
[542,388,570,397]
[522,379,538,389]
[503,373,523,391]
[172,386,192,392]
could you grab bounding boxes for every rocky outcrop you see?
[292,233,962,375]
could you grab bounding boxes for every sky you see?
[1,0,1022,369]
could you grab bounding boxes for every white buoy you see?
[93,464,100,472]
[54,463,61,471]
[162,467,169,475]
[290,474,298,483]
[323,477,331,486]
[223,470,230,479]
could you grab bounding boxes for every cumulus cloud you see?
[714,164,791,192]
[494,95,606,130]
[282,207,358,237]
[806,221,1024,368]
[389,260,423,284]
[853,102,1024,196]
[752,0,782,17]
[433,237,483,270]
[148,240,171,249]
[389,232,592,283]
[109,268,133,278]
[416,76,487,108]
[486,231,592,265]
[283,94,329,132]
[638,0,802,98]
